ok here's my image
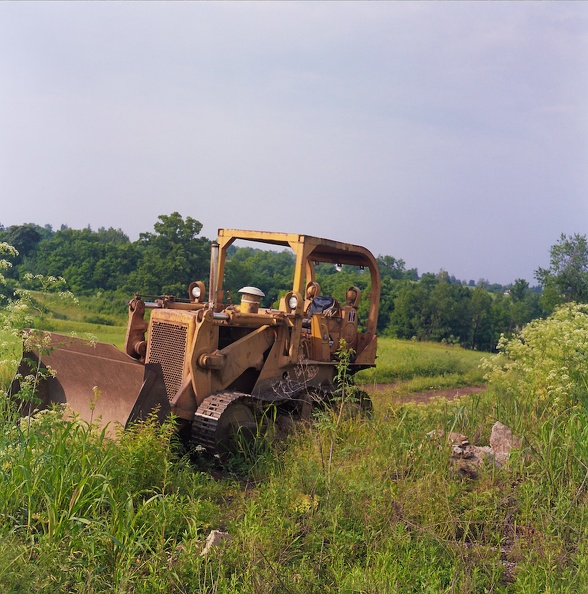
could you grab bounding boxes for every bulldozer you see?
[11,229,380,456]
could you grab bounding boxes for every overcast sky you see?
[1,2,587,285]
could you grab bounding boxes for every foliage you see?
[535,232,588,311]
[127,212,211,296]
[389,275,542,351]
[1,213,552,351]
[0,223,49,269]
[2,295,588,590]
[224,247,295,308]
[0,241,19,299]
[0,405,224,593]
[377,254,417,281]
[483,302,588,417]
[0,254,83,425]
[3,215,212,298]
[19,226,138,294]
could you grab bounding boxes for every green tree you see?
[96,227,130,245]
[468,287,494,350]
[0,224,48,272]
[375,276,404,334]
[128,213,211,296]
[535,233,588,311]
[507,278,544,331]
[224,247,295,307]
[510,278,529,302]
[377,255,406,280]
[427,282,472,344]
[24,227,137,294]
[389,282,432,340]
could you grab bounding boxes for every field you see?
[1,299,588,592]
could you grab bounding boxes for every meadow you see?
[1,298,588,592]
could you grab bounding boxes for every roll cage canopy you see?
[215,229,381,336]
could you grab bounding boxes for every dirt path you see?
[364,384,487,405]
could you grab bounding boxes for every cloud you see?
[0,2,586,284]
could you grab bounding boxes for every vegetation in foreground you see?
[2,238,588,592]
[2,300,588,591]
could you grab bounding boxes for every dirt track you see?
[365,384,487,405]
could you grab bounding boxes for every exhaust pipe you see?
[209,242,219,310]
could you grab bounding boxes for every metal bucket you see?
[10,332,170,435]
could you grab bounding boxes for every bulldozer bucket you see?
[10,333,170,435]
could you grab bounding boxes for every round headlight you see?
[288,295,298,310]
[188,281,206,303]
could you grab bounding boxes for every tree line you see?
[1,215,586,352]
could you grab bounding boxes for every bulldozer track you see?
[191,391,254,453]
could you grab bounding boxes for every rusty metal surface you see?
[191,391,251,452]
[147,319,188,401]
[12,333,168,435]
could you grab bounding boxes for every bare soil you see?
[365,384,487,405]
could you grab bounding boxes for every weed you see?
[1,297,588,591]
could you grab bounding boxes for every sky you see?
[1,2,587,285]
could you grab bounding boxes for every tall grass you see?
[3,300,588,591]
[5,387,588,592]
[0,407,227,592]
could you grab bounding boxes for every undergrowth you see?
[1,252,588,591]
[0,414,580,590]
[4,385,588,592]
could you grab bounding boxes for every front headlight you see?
[284,291,302,314]
[188,281,206,303]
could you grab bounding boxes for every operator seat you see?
[302,282,343,357]
[302,281,341,328]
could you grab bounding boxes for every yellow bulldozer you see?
[11,229,380,456]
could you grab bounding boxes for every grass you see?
[30,317,128,348]
[356,337,488,389]
[29,291,128,348]
[4,298,588,591]
[32,291,128,326]
[3,387,588,592]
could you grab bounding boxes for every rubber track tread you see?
[191,392,252,453]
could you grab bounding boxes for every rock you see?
[455,461,479,480]
[428,422,521,478]
[490,422,522,465]
[426,429,470,449]
[452,441,495,465]
[426,429,444,440]
[200,530,232,556]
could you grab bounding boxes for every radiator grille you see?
[147,321,188,402]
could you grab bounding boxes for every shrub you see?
[483,303,588,417]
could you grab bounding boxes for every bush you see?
[483,302,588,417]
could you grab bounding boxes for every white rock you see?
[200,530,232,556]
[490,422,521,465]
